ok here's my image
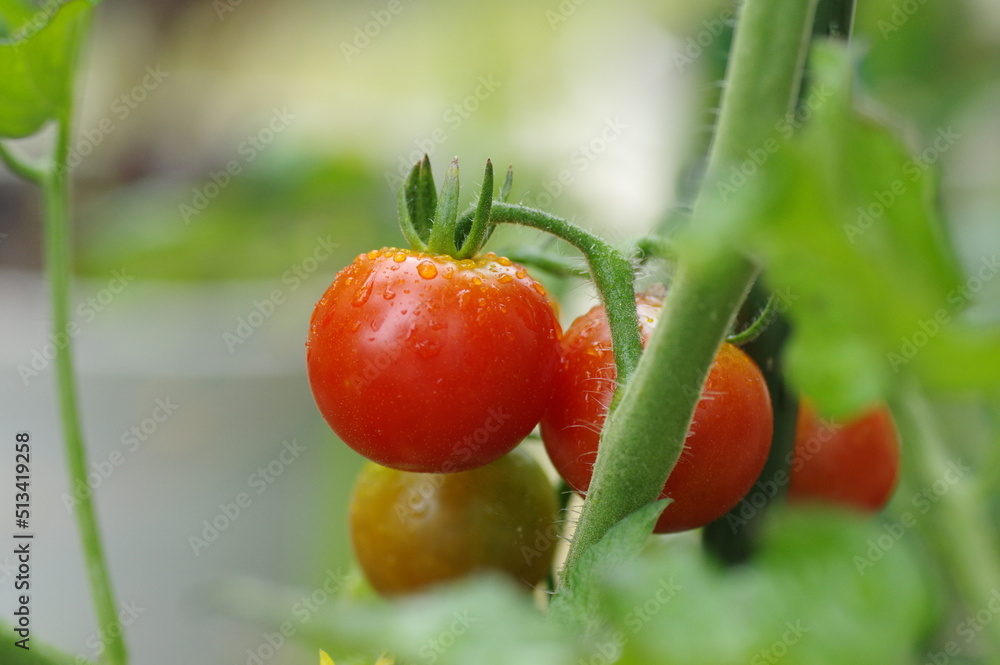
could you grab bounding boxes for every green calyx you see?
[397,155,501,259]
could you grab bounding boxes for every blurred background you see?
[1,0,999,663]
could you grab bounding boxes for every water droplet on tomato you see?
[393,251,407,263]
[532,282,547,296]
[352,277,375,306]
[515,270,527,279]
[472,277,483,286]
[383,286,396,300]
[497,256,513,267]
[417,261,438,279]
[369,318,382,332]
[414,338,442,359]
[498,274,513,284]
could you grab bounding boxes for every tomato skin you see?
[787,402,900,512]
[540,291,774,534]
[307,249,561,473]
[349,448,558,595]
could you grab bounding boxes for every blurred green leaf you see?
[0,0,94,138]
[693,41,1000,417]
[549,500,668,635]
[602,508,933,665]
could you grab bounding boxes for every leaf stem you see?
[489,202,642,388]
[891,383,1000,654]
[41,108,129,665]
[561,0,819,576]
[0,142,46,183]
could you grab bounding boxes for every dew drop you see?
[367,250,380,260]
[352,276,375,306]
[442,267,455,279]
[532,282,547,296]
[498,274,513,284]
[472,277,483,286]
[382,250,394,258]
[383,286,396,300]
[393,251,407,263]
[497,256,513,267]
[413,338,442,359]
[417,261,438,279]
[349,320,361,332]
[515,270,527,279]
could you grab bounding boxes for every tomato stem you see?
[488,202,642,388]
[560,0,819,581]
[726,292,778,345]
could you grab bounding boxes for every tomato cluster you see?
[308,243,900,593]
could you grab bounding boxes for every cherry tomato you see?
[349,448,558,595]
[787,401,900,512]
[540,290,773,534]
[307,249,561,473]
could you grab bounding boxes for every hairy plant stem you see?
[560,0,819,578]
[489,203,642,388]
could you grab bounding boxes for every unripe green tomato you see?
[349,448,558,596]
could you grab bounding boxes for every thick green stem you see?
[891,384,1000,653]
[489,202,642,387]
[561,0,818,575]
[43,114,128,665]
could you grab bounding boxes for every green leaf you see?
[0,0,94,139]
[693,40,1000,417]
[549,500,668,634]
[600,508,933,665]
[211,574,583,665]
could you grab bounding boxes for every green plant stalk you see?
[891,383,1000,653]
[1,620,93,665]
[41,115,128,665]
[489,202,641,387]
[562,0,818,574]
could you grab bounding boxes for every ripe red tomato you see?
[540,290,773,534]
[349,448,559,595]
[307,249,561,473]
[787,402,900,512]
